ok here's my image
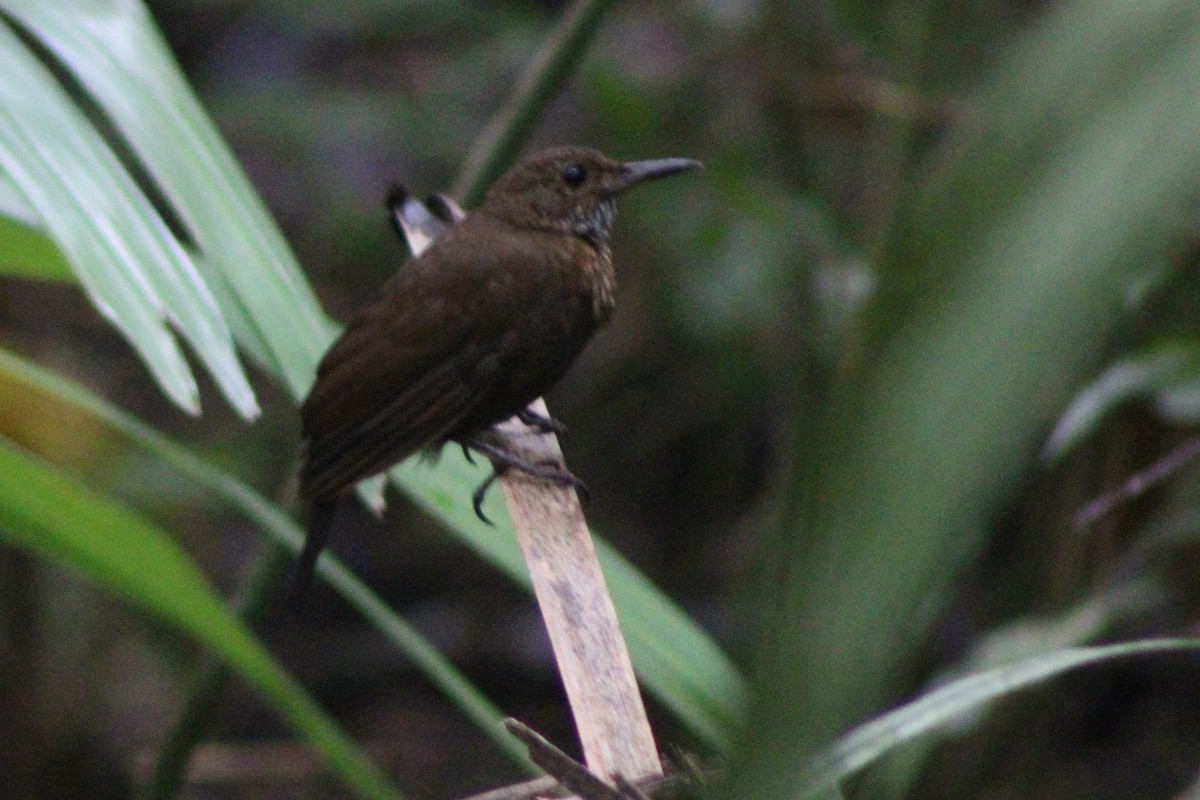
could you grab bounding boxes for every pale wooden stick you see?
[504,718,626,800]
[492,399,662,781]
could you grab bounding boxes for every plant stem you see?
[452,0,618,206]
[139,538,290,800]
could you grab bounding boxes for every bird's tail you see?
[289,496,338,608]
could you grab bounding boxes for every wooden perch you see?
[491,401,661,781]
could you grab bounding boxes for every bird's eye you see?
[562,164,587,186]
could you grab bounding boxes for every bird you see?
[295,145,701,591]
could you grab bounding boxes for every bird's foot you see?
[516,406,568,436]
[462,435,588,524]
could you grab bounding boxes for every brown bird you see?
[296,145,701,588]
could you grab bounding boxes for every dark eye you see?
[562,164,587,186]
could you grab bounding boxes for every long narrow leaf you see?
[0,14,257,417]
[0,171,72,280]
[1044,340,1200,459]
[739,1,1200,796]
[0,214,71,281]
[798,639,1200,798]
[2,0,337,401]
[0,438,400,800]
[0,345,533,771]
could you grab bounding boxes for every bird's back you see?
[299,209,611,500]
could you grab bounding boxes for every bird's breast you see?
[569,240,616,324]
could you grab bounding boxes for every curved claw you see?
[472,469,501,525]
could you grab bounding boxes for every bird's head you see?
[481,146,701,253]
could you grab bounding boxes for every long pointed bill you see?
[615,157,703,192]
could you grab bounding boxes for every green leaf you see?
[0,10,257,418]
[2,0,337,402]
[0,173,72,280]
[0,438,401,800]
[1044,340,1200,459]
[798,638,1200,798]
[0,345,533,772]
[0,214,72,282]
[738,1,1200,796]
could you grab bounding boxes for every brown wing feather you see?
[299,212,587,500]
[301,355,478,497]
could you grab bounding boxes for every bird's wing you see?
[298,216,545,499]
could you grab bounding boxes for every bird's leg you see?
[516,406,568,436]
[460,434,589,524]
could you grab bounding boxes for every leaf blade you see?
[0,344,534,771]
[798,639,1200,797]
[0,14,261,416]
[0,438,401,800]
[3,0,336,402]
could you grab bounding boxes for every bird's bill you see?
[616,157,703,191]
